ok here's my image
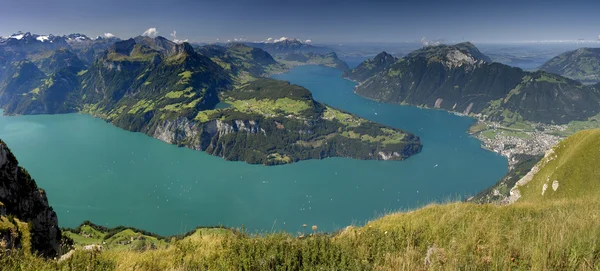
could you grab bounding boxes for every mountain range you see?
[0,32,421,165]
[243,38,349,70]
[345,42,600,125]
[539,47,600,84]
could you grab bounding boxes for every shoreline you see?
[341,76,514,167]
[342,75,563,172]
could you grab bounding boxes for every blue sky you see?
[1,0,599,43]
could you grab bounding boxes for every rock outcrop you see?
[0,140,60,257]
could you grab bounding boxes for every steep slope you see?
[347,42,600,124]
[196,43,285,77]
[279,52,349,70]
[342,51,397,82]
[0,61,46,107]
[0,47,88,115]
[0,140,60,257]
[77,39,231,133]
[244,39,349,70]
[5,64,84,115]
[510,129,600,203]
[540,47,600,84]
[133,36,178,54]
[67,35,122,64]
[181,78,421,164]
[30,48,86,74]
[482,71,600,124]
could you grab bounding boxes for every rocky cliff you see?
[0,140,60,257]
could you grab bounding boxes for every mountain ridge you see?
[346,42,600,125]
[0,35,422,165]
[539,47,600,84]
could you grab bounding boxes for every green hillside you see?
[346,43,600,125]
[514,129,600,202]
[342,51,397,82]
[540,47,600,84]
[276,52,349,70]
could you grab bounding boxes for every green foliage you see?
[185,78,421,165]
[195,44,285,77]
[342,52,398,82]
[540,47,600,84]
[557,113,600,136]
[10,193,600,269]
[276,52,349,70]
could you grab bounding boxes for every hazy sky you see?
[1,0,599,43]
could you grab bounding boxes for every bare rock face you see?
[0,140,60,257]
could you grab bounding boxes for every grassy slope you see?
[192,78,421,165]
[516,129,600,202]
[539,48,600,83]
[5,130,600,270]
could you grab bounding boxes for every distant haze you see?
[0,0,599,44]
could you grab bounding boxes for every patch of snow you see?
[36,35,49,42]
[508,148,556,204]
[552,180,559,191]
[260,37,302,43]
[10,34,24,40]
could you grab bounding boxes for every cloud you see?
[419,37,443,47]
[104,33,115,38]
[170,30,188,44]
[142,28,159,38]
[233,37,247,42]
[259,37,312,43]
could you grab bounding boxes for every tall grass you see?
[2,197,599,270]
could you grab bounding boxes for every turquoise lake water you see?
[0,65,507,235]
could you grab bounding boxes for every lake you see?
[0,65,506,236]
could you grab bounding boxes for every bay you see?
[0,65,507,235]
